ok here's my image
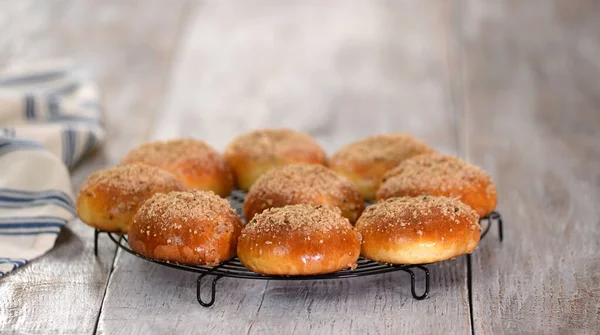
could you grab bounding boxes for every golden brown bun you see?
[377,153,497,217]
[128,190,243,265]
[224,129,327,191]
[243,164,365,223]
[121,139,235,197]
[328,134,435,201]
[237,204,361,275]
[76,164,186,233]
[356,196,480,264]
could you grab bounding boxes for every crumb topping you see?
[249,164,358,202]
[243,204,351,235]
[225,129,324,160]
[136,190,238,229]
[122,138,225,169]
[379,153,494,195]
[359,196,479,229]
[81,163,183,196]
[331,134,434,164]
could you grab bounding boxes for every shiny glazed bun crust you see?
[76,163,186,233]
[328,134,435,201]
[237,204,361,275]
[243,164,364,223]
[356,196,480,264]
[224,129,327,191]
[377,153,497,217]
[128,190,243,266]
[121,139,235,197]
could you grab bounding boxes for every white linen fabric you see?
[0,62,105,276]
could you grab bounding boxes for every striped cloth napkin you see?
[0,61,105,276]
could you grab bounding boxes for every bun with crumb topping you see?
[328,134,435,201]
[237,204,361,275]
[121,139,235,197]
[128,190,243,265]
[356,196,481,264]
[377,153,497,217]
[224,129,327,191]
[243,164,364,223]
[76,163,186,233]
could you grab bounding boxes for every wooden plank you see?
[0,1,190,333]
[99,1,473,334]
[457,1,600,333]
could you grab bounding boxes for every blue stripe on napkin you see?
[0,198,76,215]
[0,188,75,207]
[0,63,104,276]
[0,258,28,277]
[0,216,68,232]
[24,94,36,120]
[0,138,44,155]
[0,231,60,236]
[0,258,27,266]
[0,68,68,86]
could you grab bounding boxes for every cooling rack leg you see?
[497,213,504,242]
[94,229,100,256]
[490,211,504,243]
[196,274,223,307]
[402,265,430,300]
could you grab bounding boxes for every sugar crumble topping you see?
[249,164,358,202]
[81,163,183,196]
[225,129,325,160]
[122,138,227,170]
[244,204,352,235]
[359,196,479,231]
[331,133,434,164]
[134,190,239,234]
[379,153,495,196]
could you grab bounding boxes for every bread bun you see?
[377,153,497,217]
[243,164,364,223]
[128,190,243,265]
[356,196,480,264]
[224,129,326,191]
[76,164,186,233]
[328,134,435,201]
[237,204,361,275]
[121,139,234,197]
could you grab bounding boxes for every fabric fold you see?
[0,61,105,276]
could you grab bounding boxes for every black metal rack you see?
[93,191,503,308]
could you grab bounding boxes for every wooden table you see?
[1,1,599,334]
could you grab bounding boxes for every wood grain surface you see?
[457,1,600,333]
[1,0,599,334]
[0,1,190,333]
[98,1,473,334]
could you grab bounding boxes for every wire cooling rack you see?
[94,190,503,307]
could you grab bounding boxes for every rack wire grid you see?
[94,190,503,307]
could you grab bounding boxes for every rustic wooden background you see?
[1,0,599,334]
